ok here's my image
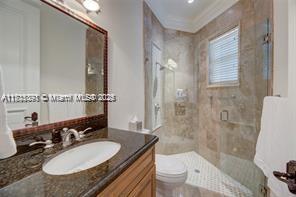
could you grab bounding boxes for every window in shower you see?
[208,26,239,86]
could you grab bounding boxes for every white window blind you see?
[209,27,239,85]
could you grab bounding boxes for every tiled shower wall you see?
[195,0,272,194]
[85,28,105,116]
[144,2,198,154]
[195,0,272,165]
[144,0,272,195]
[143,2,164,133]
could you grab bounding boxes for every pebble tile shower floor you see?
[168,152,253,197]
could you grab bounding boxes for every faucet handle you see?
[29,140,54,149]
[79,127,92,138]
[62,128,70,134]
[62,128,69,132]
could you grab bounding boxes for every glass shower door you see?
[218,16,273,197]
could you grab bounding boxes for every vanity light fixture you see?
[188,0,194,3]
[59,0,101,14]
[82,0,100,12]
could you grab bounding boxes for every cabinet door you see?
[98,148,155,197]
[128,166,156,197]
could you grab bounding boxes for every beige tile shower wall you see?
[196,0,250,164]
[143,2,198,154]
[195,0,272,195]
[85,28,105,116]
[143,2,164,130]
[162,29,198,142]
[195,0,272,164]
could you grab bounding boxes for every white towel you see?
[0,66,17,159]
[254,96,296,197]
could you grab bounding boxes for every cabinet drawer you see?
[128,166,155,197]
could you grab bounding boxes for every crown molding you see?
[192,0,238,33]
[144,0,195,32]
[144,0,166,26]
[162,17,195,32]
[144,0,238,33]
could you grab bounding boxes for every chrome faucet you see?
[62,128,81,147]
[29,140,54,149]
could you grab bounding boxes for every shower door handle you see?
[273,161,296,194]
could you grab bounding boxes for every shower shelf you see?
[221,121,255,128]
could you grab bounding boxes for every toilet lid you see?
[156,154,187,178]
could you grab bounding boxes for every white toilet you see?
[155,154,188,197]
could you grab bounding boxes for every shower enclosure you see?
[217,17,273,197]
[144,0,273,196]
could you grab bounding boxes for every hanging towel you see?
[0,66,17,159]
[254,96,296,197]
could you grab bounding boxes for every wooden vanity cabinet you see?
[98,147,156,197]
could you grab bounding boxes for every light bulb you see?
[82,0,100,12]
[188,0,194,4]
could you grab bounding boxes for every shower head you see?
[159,66,166,71]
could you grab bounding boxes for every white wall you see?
[273,0,288,97]
[274,0,296,99]
[90,0,145,130]
[288,0,296,100]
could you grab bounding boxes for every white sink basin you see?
[43,141,121,175]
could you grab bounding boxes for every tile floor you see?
[168,152,253,197]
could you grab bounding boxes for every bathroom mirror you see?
[0,0,108,132]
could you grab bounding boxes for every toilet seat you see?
[156,154,188,183]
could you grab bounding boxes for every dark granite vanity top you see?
[0,128,158,197]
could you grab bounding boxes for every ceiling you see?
[145,0,238,33]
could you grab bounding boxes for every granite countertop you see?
[0,128,158,197]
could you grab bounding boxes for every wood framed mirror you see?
[0,0,108,138]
